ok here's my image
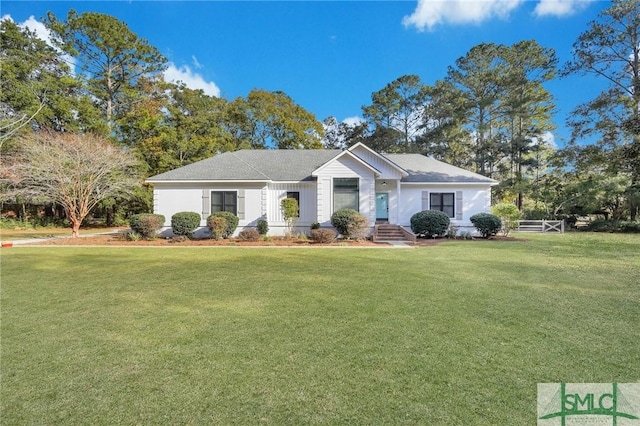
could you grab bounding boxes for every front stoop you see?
[373,224,416,243]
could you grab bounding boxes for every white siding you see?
[398,184,493,230]
[314,156,376,225]
[350,145,404,180]
[266,182,317,227]
[153,182,265,237]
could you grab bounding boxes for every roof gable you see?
[311,149,381,177]
[348,143,408,179]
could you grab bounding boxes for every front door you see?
[376,193,389,221]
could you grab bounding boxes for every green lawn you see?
[1,233,638,424]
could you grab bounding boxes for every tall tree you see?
[321,116,368,150]
[164,84,231,168]
[423,41,556,208]
[46,10,167,135]
[418,80,474,169]
[227,89,324,149]
[362,75,427,152]
[499,40,557,208]
[0,19,87,142]
[562,0,640,220]
[1,132,141,237]
[446,43,510,177]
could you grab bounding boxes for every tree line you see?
[1,1,640,227]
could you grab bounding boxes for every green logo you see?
[538,383,640,425]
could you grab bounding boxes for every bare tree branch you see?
[1,132,141,236]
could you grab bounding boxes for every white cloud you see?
[403,0,524,31]
[21,15,51,43]
[533,0,591,17]
[342,116,365,127]
[2,14,76,73]
[540,131,557,149]
[164,63,221,97]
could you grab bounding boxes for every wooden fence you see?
[517,220,565,233]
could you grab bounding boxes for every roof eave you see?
[400,180,498,186]
[146,179,271,184]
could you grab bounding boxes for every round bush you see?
[346,213,370,240]
[410,210,450,237]
[129,213,165,239]
[310,228,336,243]
[207,216,227,240]
[330,209,361,237]
[171,211,201,237]
[206,211,239,238]
[470,213,502,238]
[238,229,260,241]
[257,219,269,235]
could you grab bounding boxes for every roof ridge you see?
[229,151,272,180]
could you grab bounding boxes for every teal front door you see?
[376,193,389,221]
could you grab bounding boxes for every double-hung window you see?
[430,192,455,218]
[211,191,237,215]
[333,178,359,212]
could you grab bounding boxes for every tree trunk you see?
[106,206,114,227]
[70,219,81,238]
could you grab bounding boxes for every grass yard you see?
[1,233,638,424]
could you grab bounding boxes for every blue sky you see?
[2,1,610,147]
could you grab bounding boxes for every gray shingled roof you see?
[385,154,497,183]
[147,150,342,182]
[147,149,496,184]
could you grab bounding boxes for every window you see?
[286,191,300,216]
[430,192,455,218]
[334,178,359,212]
[211,191,237,215]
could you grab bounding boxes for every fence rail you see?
[517,220,564,233]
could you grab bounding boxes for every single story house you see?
[146,142,498,238]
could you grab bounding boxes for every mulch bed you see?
[29,234,525,247]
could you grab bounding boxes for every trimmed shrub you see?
[257,219,269,235]
[238,229,260,241]
[129,213,165,239]
[207,211,239,238]
[410,210,450,237]
[310,228,336,243]
[330,208,369,239]
[347,213,370,240]
[491,203,521,236]
[207,216,227,240]
[171,211,201,237]
[470,213,502,238]
[331,209,358,236]
[310,221,321,230]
